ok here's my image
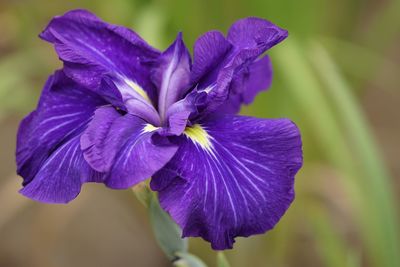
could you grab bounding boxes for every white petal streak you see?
[213,139,267,201]
[39,111,84,125]
[208,154,238,227]
[40,119,79,139]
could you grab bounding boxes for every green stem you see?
[131,183,210,266]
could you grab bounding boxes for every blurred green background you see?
[0,0,399,266]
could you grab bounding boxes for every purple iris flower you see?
[16,10,302,250]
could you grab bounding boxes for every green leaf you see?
[306,201,358,267]
[132,185,208,265]
[148,192,188,260]
[217,252,230,267]
[363,0,400,51]
[174,252,207,267]
[308,42,400,267]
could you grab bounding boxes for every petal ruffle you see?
[41,9,160,113]
[81,106,178,189]
[16,71,105,185]
[191,31,232,86]
[189,18,287,116]
[227,17,288,50]
[219,55,273,113]
[20,135,105,204]
[151,115,302,249]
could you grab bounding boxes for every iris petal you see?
[40,9,160,116]
[101,75,161,126]
[16,71,107,203]
[20,135,105,204]
[191,31,232,86]
[227,17,288,49]
[189,18,287,117]
[81,106,178,189]
[152,33,192,122]
[219,55,273,113]
[152,115,302,249]
[16,71,105,185]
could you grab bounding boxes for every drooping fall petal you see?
[152,115,302,249]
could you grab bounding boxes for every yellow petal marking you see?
[143,124,159,133]
[125,79,152,104]
[184,124,213,152]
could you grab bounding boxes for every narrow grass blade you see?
[309,42,400,267]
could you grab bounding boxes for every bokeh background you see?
[1,0,399,266]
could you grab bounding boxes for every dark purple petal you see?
[151,115,302,249]
[159,89,208,136]
[157,93,203,136]
[239,55,273,104]
[101,75,161,126]
[40,9,160,109]
[152,33,191,122]
[20,134,105,204]
[81,106,178,189]
[218,55,273,113]
[16,111,37,177]
[163,109,191,136]
[216,93,242,114]
[189,18,287,117]
[191,31,232,86]
[16,71,105,185]
[188,31,233,116]
[80,106,121,172]
[227,17,288,50]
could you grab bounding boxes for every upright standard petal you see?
[191,31,232,87]
[189,18,287,116]
[189,31,233,115]
[152,33,192,122]
[40,9,160,109]
[227,17,288,50]
[16,71,105,185]
[151,115,302,249]
[81,106,178,189]
[219,55,273,113]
